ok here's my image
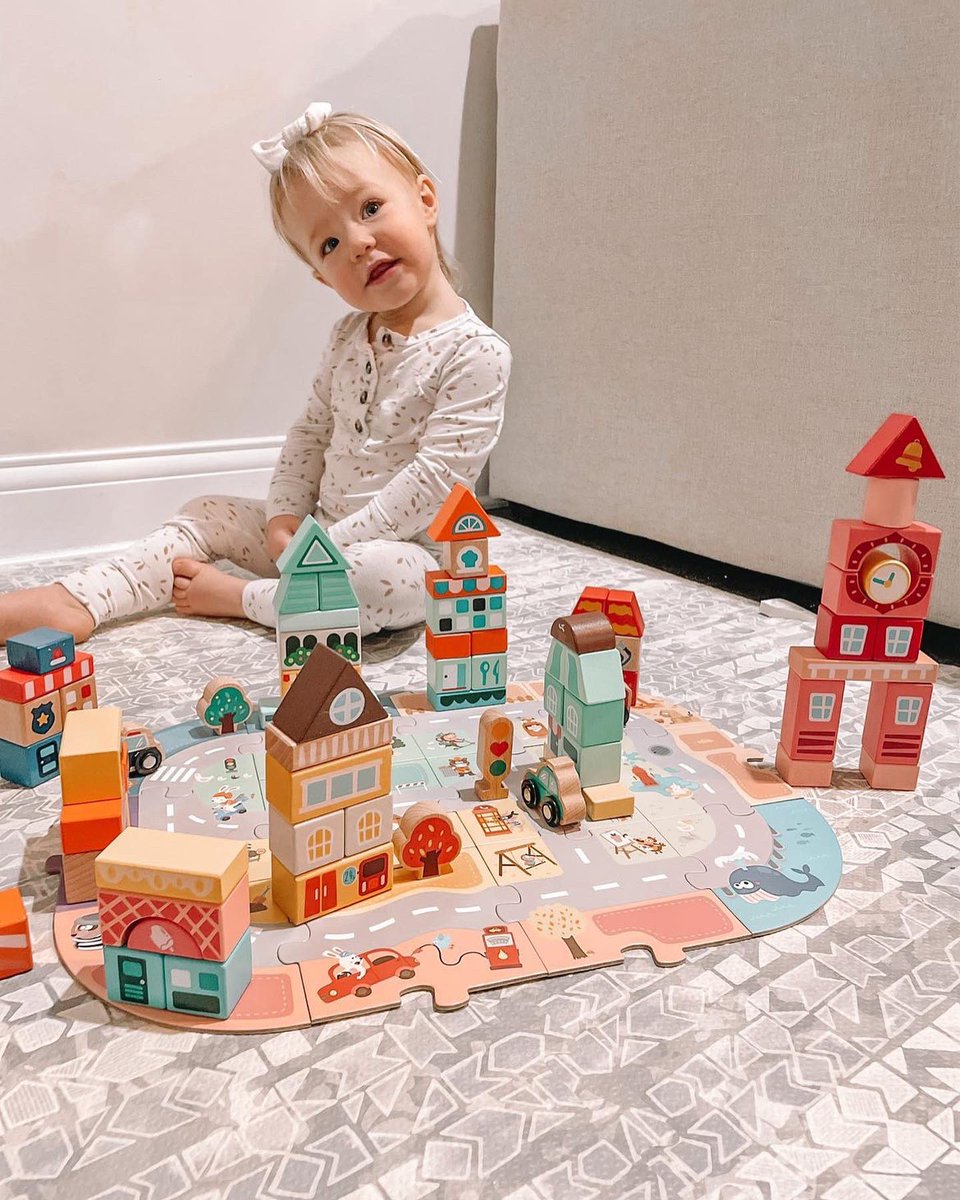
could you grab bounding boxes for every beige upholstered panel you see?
[491,0,959,626]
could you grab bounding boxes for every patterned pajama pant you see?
[59,495,438,636]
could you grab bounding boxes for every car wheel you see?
[541,798,561,828]
[399,969,415,979]
[520,778,539,808]
[355,986,372,998]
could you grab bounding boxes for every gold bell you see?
[895,439,923,472]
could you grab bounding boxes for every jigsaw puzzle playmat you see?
[52,683,841,1032]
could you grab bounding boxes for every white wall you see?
[0,0,501,557]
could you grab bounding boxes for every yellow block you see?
[271,842,393,924]
[94,827,248,904]
[60,707,126,805]
[266,743,392,826]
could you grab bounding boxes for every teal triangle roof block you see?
[276,516,353,576]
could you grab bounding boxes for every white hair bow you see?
[251,101,333,173]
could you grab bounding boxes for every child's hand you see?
[267,514,301,562]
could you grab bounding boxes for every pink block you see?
[98,875,250,962]
[862,478,918,528]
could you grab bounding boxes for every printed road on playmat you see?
[53,684,842,1032]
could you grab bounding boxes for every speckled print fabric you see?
[59,495,438,636]
[267,299,511,545]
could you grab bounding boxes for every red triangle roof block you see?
[427,483,501,543]
[846,413,945,480]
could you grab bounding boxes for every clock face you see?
[859,547,914,604]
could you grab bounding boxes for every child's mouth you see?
[367,260,398,285]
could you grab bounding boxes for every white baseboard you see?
[0,438,283,564]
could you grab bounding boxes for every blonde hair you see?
[268,111,461,291]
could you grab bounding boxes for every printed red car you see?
[316,948,419,1003]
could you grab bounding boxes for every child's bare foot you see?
[0,583,96,647]
[172,559,247,620]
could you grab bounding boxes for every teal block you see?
[427,684,506,712]
[576,649,626,704]
[104,945,167,1010]
[543,672,564,723]
[317,573,360,611]
[570,739,623,787]
[276,572,321,614]
[0,734,61,787]
[277,607,360,633]
[7,627,75,674]
[471,653,506,690]
[427,653,470,693]
[255,697,281,730]
[563,695,623,747]
[163,929,252,1021]
[545,641,564,680]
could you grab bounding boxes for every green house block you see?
[563,694,624,747]
[548,726,622,787]
[276,572,321,614]
[543,671,564,723]
[317,573,360,612]
[104,945,167,1010]
[276,516,353,575]
[576,649,626,704]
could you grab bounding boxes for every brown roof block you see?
[271,644,389,747]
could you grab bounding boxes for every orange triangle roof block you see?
[846,413,945,480]
[427,484,501,543]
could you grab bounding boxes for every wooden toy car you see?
[123,726,163,778]
[519,755,586,828]
[317,948,419,1003]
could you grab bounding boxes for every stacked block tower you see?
[0,627,98,787]
[58,708,129,903]
[777,413,944,790]
[265,644,395,923]
[573,588,646,706]
[276,516,363,695]
[425,484,508,711]
[95,827,252,1020]
[544,612,634,819]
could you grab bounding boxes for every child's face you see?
[280,142,440,313]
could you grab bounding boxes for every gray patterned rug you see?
[1,516,958,1200]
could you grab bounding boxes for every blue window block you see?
[162,929,252,1021]
[7,627,75,675]
[0,734,61,787]
[104,945,167,1010]
[471,653,507,690]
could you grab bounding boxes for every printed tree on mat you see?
[392,801,462,879]
[197,677,253,735]
[529,904,589,960]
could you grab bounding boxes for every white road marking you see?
[166,822,175,832]
[678,763,696,774]
[455,906,481,913]
[540,890,569,900]
[220,823,239,830]
[575,849,591,864]
[702,783,715,794]
[180,768,195,783]
[413,906,439,916]
[369,918,395,932]
[165,804,174,818]
[183,755,199,765]
[735,824,745,837]
[188,815,206,825]
[593,881,620,891]
[168,767,185,783]
[324,932,355,941]
[641,873,668,882]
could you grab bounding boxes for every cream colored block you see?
[94,827,248,904]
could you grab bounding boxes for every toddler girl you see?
[0,105,511,645]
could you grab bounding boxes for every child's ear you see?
[418,174,439,229]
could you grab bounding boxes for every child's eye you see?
[321,237,338,256]
[363,200,381,217]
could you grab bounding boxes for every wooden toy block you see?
[0,733,61,787]
[442,538,489,579]
[820,558,934,623]
[59,707,125,805]
[550,612,615,655]
[272,643,389,748]
[426,684,506,712]
[426,483,501,543]
[278,623,362,673]
[426,566,508,599]
[561,739,623,788]
[60,794,126,855]
[0,886,33,981]
[59,671,98,716]
[471,627,508,655]
[103,943,167,1009]
[255,696,281,730]
[582,776,635,821]
[562,691,624,748]
[775,744,834,788]
[425,629,471,659]
[392,802,462,879]
[471,651,507,692]
[0,649,94,706]
[265,743,392,826]
[162,928,252,1019]
[343,792,394,857]
[475,710,514,801]
[845,412,945,479]
[275,516,360,613]
[99,876,250,962]
[277,606,360,633]
[425,591,507,636]
[520,756,586,827]
[265,713,392,775]
[0,690,63,747]
[268,805,346,876]
[6,627,75,675]
[197,678,254,734]
[862,477,920,528]
[427,652,471,694]
[788,646,939,683]
[62,850,98,904]
[271,843,393,923]
[858,751,921,791]
[861,680,932,769]
[95,827,248,905]
[779,670,844,761]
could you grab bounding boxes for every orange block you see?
[0,886,33,980]
[60,707,126,805]
[425,629,471,659]
[471,627,508,654]
[60,795,127,855]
